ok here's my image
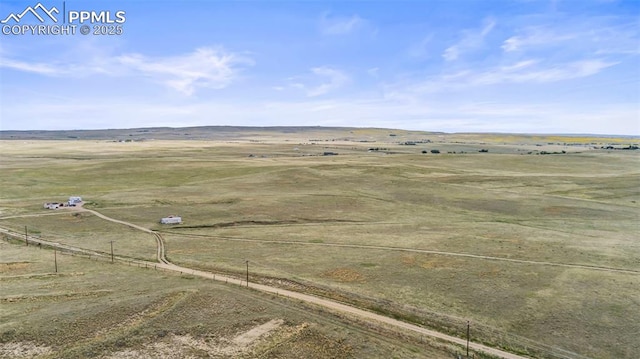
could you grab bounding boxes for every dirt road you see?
[79,208,169,264]
[3,206,635,358]
[48,207,529,359]
[1,207,537,358]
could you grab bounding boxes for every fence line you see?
[0,232,592,359]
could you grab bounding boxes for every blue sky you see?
[0,0,638,134]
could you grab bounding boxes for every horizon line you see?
[0,125,638,138]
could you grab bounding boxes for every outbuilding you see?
[160,216,182,224]
[68,196,82,206]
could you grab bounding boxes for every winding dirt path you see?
[80,208,169,264]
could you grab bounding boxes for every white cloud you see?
[473,59,617,85]
[592,23,640,55]
[0,57,60,75]
[499,59,539,72]
[307,66,350,97]
[502,26,576,52]
[116,48,252,95]
[0,47,253,96]
[2,7,636,135]
[443,17,496,61]
[502,19,639,55]
[287,66,350,97]
[408,59,617,94]
[319,13,365,35]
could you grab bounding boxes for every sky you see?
[0,0,638,134]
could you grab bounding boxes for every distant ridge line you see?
[0,126,635,140]
[0,126,443,140]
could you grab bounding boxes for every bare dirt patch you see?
[0,262,31,273]
[102,318,287,359]
[232,318,284,346]
[93,291,189,339]
[401,254,416,265]
[258,323,354,359]
[0,342,52,358]
[322,268,365,282]
[0,272,84,281]
[0,290,112,303]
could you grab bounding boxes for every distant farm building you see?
[44,202,62,210]
[160,216,182,224]
[68,196,82,206]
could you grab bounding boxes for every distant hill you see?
[0,126,438,141]
[1,126,635,145]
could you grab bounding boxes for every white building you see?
[68,196,82,206]
[160,216,182,224]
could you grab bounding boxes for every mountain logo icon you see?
[1,2,59,24]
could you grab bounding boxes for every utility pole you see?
[24,226,28,246]
[110,241,114,263]
[245,260,249,287]
[466,321,470,359]
[54,249,58,273]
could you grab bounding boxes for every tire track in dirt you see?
[57,291,190,356]
[78,208,169,264]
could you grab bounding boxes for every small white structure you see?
[68,196,82,206]
[160,216,182,224]
[44,202,62,210]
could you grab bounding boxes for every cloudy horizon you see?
[1,1,638,135]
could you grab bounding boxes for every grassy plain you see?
[1,128,639,358]
[0,237,454,358]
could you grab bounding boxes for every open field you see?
[1,127,639,358]
[0,213,157,261]
[0,238,457,359]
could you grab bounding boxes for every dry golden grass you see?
[1,128,639,358]
[0,240,452,359]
